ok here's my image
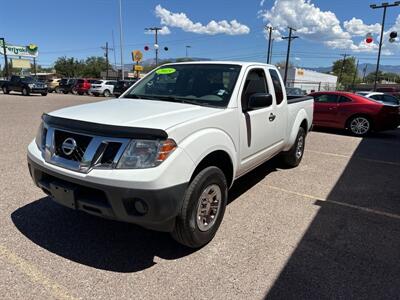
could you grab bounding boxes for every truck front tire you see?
[280,127,306,168]
[22,88,30,96]
[171,166,228,248]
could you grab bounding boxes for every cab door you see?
[238,67,279,173]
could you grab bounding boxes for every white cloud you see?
[260,0,266,6]
[260,0,351,44]
[259,0,400,54]
[343,18,381,36]
[155,5,250,35]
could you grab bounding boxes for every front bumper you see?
[28,157,187,232]
[30,88,47,94]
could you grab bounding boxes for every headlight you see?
[28,83,35,88]
[35,122,45,150]
[117,139,177,169]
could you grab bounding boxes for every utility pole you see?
[338,53,348,85]
[266,26,274,64]
[282,27,299,86]
[118,0,124,80]
[185,45,191,58]
[370,1,400,91]
[269,38,274,64]
[145,27,162,66]
[0,37,9,79]
[101,42,113,79]
[352,59,359,89]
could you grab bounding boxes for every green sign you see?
[0,41,38,58]
[156,68,176,75]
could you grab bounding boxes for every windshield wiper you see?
[124,94,155,100]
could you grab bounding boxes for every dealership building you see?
[279,67,338,93]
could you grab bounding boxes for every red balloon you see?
[366,37,373,44]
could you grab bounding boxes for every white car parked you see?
[357,91,400,106]
[89,80,117,97]
[27,62,314,248]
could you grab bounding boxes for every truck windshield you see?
[124,64,241,108]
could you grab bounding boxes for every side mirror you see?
[247,93,273,111]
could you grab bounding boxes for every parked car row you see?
[1,76,139,97]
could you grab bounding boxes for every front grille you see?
[100,142,122,165]
[54,130,92,162]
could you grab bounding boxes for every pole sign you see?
[0,41,38,58]
[132,50,143,62]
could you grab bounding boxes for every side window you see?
[370,95,383,101]
[314,94,338,103]
[339,96,352,103]
[383,95,399,104]
[269,69,284,105]
[241,69,268,111]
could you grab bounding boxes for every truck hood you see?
[48,98,220,131]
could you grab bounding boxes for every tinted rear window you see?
[269,69,284,104]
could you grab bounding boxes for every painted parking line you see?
[306,149,400,167]
[265,185,400,221]
[0,245,76,300]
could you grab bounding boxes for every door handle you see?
[269,113,276,122]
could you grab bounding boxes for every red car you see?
[310,91,400,136]
[73,79,92,95]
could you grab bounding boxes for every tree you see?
[81,56,109,78]
[332,56,358,89]
[365,71,400,84]
[54,56,84,77]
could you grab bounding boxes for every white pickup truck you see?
[28,62,313,248]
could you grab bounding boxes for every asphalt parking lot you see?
[1,92,399,299]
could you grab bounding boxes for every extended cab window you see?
[269,69,284,105]
[314,94,338,103]
[241,69,268,111]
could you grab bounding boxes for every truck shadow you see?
[11,159,278,273]
[265,128,400,299]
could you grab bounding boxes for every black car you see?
[58,78,77,94]
[113,79,138,97]
[2,75,47,96]
[0,79,9,91]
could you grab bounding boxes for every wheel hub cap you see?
[351,118,369,135]
[296,135,304,159]
[196,184,222,232]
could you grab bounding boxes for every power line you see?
[282,27,299,86]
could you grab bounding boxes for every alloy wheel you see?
[196,184,222,232]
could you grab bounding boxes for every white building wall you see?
[278,68,338,93]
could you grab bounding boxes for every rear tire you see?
[103,89,111,97]
[171,166,227,248]
[2,87,9,94]
[22,88,30,96]
[348,116,371,137]
[280,127,306,168]
[55,87,61,93]
[41,92,47,96]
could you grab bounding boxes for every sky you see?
[1,0,400,69]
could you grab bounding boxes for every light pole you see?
[118,0,124,80]
[282,27,298,86]
[185,45,191,58]
[145,27,162,66]
[370,1,400,91]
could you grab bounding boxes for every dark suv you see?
[113,79,138,97]
[376,87,400,99]
[58,78,77,94]
[2,75,47,96]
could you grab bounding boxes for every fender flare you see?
[179,128,237,184]
[284,108,309,152]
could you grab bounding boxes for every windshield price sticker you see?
[156,68,176,75]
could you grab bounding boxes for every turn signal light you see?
[156,139,177,162]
